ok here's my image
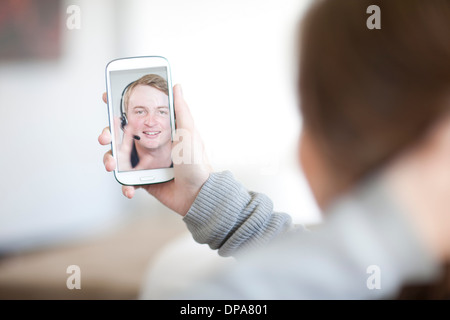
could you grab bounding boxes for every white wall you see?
[0,0,321,253]
[0,0,146,253]
[115,0,321,223]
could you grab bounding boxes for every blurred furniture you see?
[0,213,188,300]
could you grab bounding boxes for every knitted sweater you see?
[180,170,440,299]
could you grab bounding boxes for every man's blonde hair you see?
[124,74,168,113]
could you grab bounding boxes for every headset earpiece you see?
[120,113,128,130]
[120,81,134,131]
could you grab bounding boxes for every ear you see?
[298,129,314,181]
[298,128,331,210]
[423,112,450,188]
[427,112,450,158]
[298,130,305,170]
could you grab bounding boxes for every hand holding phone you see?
[100,58,213,215]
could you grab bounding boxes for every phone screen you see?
[109,66,173,172]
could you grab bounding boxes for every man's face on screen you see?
[126,84,171,151]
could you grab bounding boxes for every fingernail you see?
[178,84,183,96]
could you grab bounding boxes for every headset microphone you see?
[120,81,141,141]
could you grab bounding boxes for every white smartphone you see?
[105,56,176,185]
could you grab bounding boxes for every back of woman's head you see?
[299,0,450,184]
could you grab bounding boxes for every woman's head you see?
[298,0,450,209]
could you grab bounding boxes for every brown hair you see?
[298,0,450,298]
[299,0,450,185]
[124,74,168,113]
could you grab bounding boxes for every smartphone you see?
[105,56,176,185]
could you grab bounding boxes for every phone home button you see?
[140,176,155,182]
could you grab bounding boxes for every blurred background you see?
[0,0,319,299]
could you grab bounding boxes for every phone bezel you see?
[105,56,175,186]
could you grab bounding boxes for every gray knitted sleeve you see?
[182,171,304,257]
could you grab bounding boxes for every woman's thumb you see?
[173,84,194,130]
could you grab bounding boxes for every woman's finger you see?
[122,185,136,199]
[98,126,111,145]
[120,127,135,155]
[103,150,116,172]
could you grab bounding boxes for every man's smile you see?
[143,130,161,138]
